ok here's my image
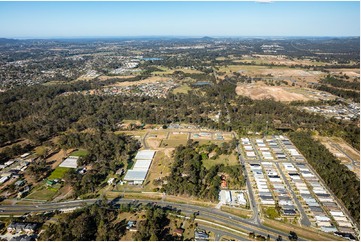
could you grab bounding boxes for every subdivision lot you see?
[240,135,358,235]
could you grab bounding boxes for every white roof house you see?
[59,156,79,168]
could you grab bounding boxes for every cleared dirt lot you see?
[236,83,310,102]
[46,149,72,169]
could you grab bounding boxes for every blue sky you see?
[0,1,359,38]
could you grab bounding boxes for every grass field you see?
[26,183,61,201]
[161,139,188,148]
[70,149,88,157]
[48,167,71,180]
[168,133,189,140]
[172,84,192,94]
[202,154,239,169]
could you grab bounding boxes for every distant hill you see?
[201,36,214,40]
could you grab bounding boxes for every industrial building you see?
[123,150,156,185]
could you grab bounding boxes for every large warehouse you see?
[123,150,156,185]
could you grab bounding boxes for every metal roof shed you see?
[133,159,152,171]
[124,170,147,182]
[135,150,156,160]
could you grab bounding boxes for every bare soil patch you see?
[236,83,310,102]
[46,149,74,169]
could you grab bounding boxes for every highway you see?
[0,198,300,240]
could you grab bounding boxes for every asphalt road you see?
[0,198,299,240]
[236,142,260,225]
[330,142,357,166]
[275,162,311,226]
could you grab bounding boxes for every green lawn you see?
[48,167,71,180]
[70,149,88,157]
[202,154,239,169]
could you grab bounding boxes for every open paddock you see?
[161,139,188,148]
[70,149,88,157]
[202,154,239,170]
[168,132,189,140]
[172,84,192,94]
[143,149,173,192]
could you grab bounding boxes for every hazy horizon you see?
[2,35,360,40]
[0,1,359,38]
